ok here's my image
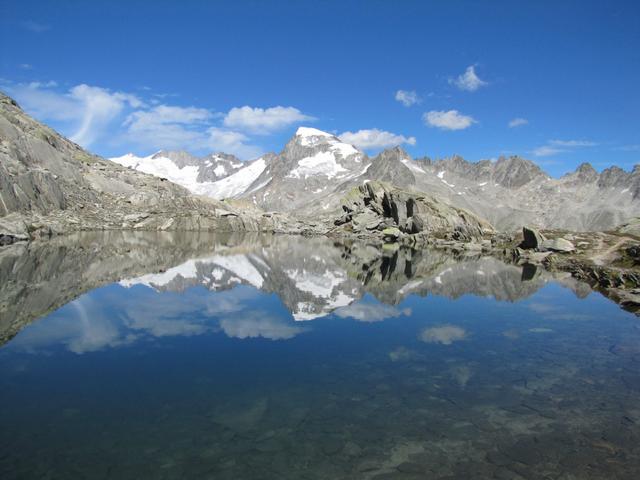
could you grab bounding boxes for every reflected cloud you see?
[389,346,418,362]
[335,302,411,323]
[220,312,304,340]
[420,325,467,345]
[8,297,136,354]
[527,301,594,321]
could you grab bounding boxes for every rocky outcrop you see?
[330,181,494,243]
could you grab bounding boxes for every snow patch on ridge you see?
[287,151,348,179]
[111,153,200,191]
[201,158,267,198]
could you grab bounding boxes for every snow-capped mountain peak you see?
[291,126,360,158]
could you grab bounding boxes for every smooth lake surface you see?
[1,232,639,479]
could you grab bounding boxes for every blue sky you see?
[1,0,638,176]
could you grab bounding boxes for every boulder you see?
[520,226,546,249]
[541,238,575,253]
[382,227,401,241]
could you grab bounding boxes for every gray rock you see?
[541,237,575,252]
[520,226,546,249]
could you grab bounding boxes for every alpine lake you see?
[1,232,638,479]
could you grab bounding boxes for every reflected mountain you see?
[0,232,592,347]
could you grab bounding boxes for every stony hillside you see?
[0,92,302,242]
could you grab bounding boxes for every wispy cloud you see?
[223,106,315,134]
[549,139,598,147]
[532,139,598,157]
[21,20,50,33]
[616,144,640,152]
[5,82,142,146]
[2,80,311,159]
[394,89,420,107]
[339,128,416,150]
[508,117,528,128]
[18,63,33,70]
[449,65,487,92]
[423,110,476,130]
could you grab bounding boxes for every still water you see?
[0,232,639,479]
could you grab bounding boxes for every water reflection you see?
[1,231,588,352]
[1,233,639,479]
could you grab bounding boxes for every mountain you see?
[112,127,639,232]
[110,150,245,189]
[0,92,299,242]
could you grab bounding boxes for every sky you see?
[0,0,639,176]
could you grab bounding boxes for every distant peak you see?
[295,127,334,138]
[576,162,596,173]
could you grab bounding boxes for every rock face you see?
[331,181,494,242]
[0,93,305,240]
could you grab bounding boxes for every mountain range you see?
[112,127,640,232]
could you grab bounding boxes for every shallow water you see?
[0,232,639,479]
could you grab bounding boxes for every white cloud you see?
[70,84,144,145]
[423,110,476,130]
[125,104,211,129]
[2,81,321,159]
[123,107,261,158]
[206,128,263,158]
[449,65,488,92]
[395,89,420,107]
[508,117,528,128]
[18,63,33,70]
[339,128,416,150]
[532,139,598,157]
[223,105,314,134]
[532,145,563,157]
[7,82,143,146]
